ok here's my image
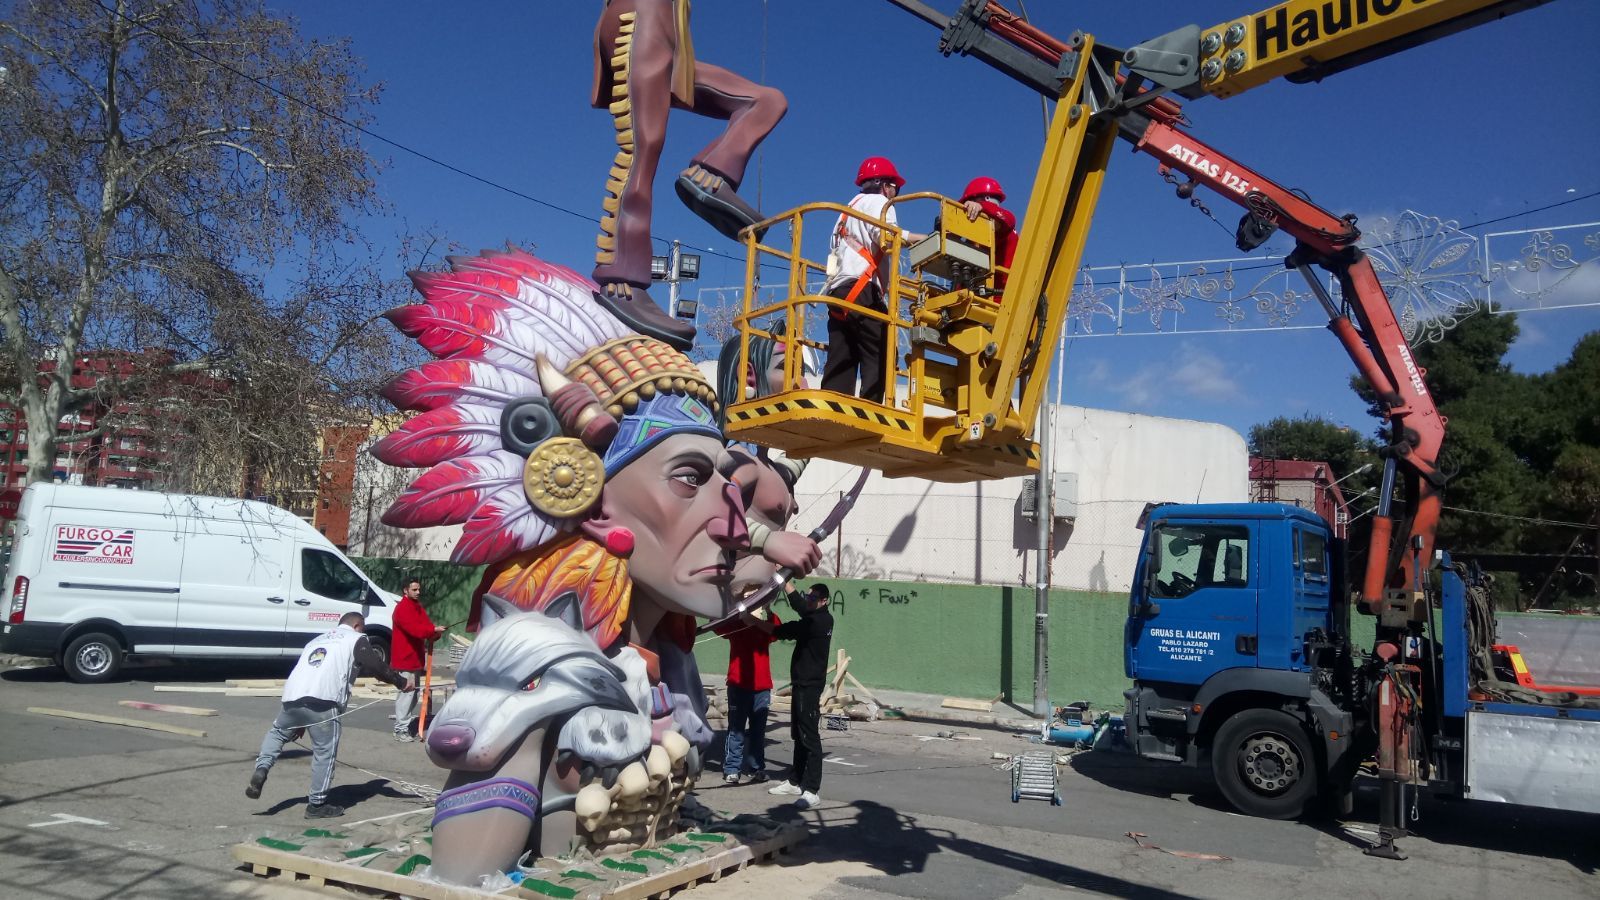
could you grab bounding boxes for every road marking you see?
[28,813,111,829]
[823,756,863,767]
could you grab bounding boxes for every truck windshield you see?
[1149,524,1250,599]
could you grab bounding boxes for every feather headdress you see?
[374,250,632,566]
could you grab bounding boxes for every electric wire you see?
[84,2,1600,287]
[84,0,751,267]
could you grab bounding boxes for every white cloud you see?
[1104,348,1244,410]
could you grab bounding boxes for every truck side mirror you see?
[1137,601,1161,617]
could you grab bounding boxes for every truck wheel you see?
[63,632,124,684]
[1210,709,1319,819]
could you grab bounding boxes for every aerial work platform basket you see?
[721,193,1039,482]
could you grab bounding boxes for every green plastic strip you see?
[343,847,384,860]
[394,854,432,877]
[599,858,649,874]
[631,850,673,862]
[560,869,604,881]
[686,833,729,843]
[519,880,579,899]
[302,828,346,839]
[255,838,301,852]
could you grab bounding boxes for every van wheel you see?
[64,632,124,684]
[1210,708,1319,819]
[367,635,390,667]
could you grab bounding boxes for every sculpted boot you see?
[675,164,767,243]
[593,283,697,351]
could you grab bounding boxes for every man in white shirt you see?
[245,612,411,818]
[820,157,920,405]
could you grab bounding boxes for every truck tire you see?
[1210,708,1319,819]
[63,632,124,684]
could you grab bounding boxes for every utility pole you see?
[1032,395,1053,717]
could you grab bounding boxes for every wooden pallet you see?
[232,824,805,900]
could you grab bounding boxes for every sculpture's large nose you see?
[428,723,476,759]
[707,481,750,551]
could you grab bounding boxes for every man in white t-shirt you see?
[245,612,411,818]
[820,156,921,405]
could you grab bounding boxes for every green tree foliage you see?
[1260,315,1598,606]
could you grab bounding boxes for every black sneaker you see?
[245,767,269,799]
[305,802,346,819]
[747,770,770,784]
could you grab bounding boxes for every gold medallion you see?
[523,437,604,518]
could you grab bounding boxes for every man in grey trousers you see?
[246,612,411,818]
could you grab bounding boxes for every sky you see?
[277,0,1600,446]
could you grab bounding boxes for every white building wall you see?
[351,405,1247,594]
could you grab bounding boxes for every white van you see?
[0,483,396,682]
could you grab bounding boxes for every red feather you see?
[384,297,525,360]
[383,359,542,412]
[370,405,501,469]
[409,269,521,307]
[381,452,521,529]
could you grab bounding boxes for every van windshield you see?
[301,548,366,603]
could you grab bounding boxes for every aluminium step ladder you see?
[1011,751,1061,804]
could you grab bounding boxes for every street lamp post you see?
[651,241,701,321]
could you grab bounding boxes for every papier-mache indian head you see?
[373,249,750,648]
[372,249,752,880]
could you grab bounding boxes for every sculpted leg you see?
[592,0,695,350]
[429,727,547,885]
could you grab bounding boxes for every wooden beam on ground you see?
[845,672,884,705]
[27,707,207,738]
[153,685,233,694]
[118,700,217,717]
[940,697,995,712]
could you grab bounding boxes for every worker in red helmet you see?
[820,157,924,404]
[960,176,1020,297]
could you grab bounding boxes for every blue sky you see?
[281,0,1600,444]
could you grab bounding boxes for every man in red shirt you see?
[391,579,445,742]
[960,176,1020,297]
[714,606,781,784]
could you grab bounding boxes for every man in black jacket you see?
[764,582,833,808]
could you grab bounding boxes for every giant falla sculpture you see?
[372,250,817,886]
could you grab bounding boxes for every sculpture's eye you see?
[521,676,540,692]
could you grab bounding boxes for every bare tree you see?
[0,0,396,488]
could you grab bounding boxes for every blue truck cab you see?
[1123,501,1600,823]
[1124,503,1363,818]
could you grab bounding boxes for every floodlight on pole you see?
[650,240,702,320]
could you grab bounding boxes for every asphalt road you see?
[0,661,1595,900]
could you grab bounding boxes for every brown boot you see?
[675,165,767,243]
[593,283,697,351]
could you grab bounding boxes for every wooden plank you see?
[153,685,233,693]
[117,700,217,717]
[844,672,883,706]
[602,828,806,900]
[27,707,207,738]
[232,844,501,900]
[940,697,994,712]
[232,826,807,900]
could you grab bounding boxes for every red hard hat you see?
[961,176,1006,203]
[855,156,905,189]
